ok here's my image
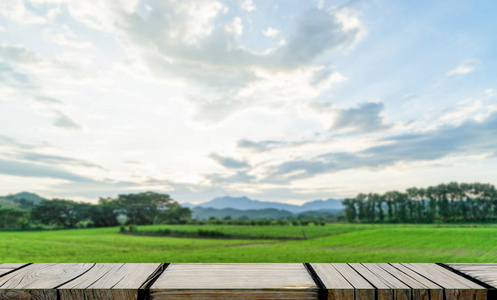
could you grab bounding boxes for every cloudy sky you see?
[1,0,496,204]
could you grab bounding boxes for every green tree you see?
[13,198,35,210]
[0,207,28,230]
[342,198,356,222]
[384,192,396,222]
[375,194,385,222]
[356,194,367,222]
[31,199,91,228]
[153,202,192,224]
[89,197,120,227]
[116,192,173,225]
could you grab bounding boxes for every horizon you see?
[1,0,497,204]
[2,190,344,205]
[3,180,493,206]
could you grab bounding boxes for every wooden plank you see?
[445,263,497,289]
[0,264,30,278]
[58,263,161,300]
[0,263,94,299]
[150,263,318,300]
[0,264,29,269]
[403,263,486,300]
[0,270,11,277]
[350,263,410,300]
[389,263,443,300]
[331,263,375,300]
[309,263,354,300]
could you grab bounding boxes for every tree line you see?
[342,182,497,223]
[0,192,192,230]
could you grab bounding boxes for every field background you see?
[1,224,497,262]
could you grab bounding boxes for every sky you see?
[0,0,496,205]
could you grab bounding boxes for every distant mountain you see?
[0,192,47,206]
[299,199,344,211]
[192,207,294,220]
[181,202,197,209]
[193,196,344,213]
[197,196,298,212]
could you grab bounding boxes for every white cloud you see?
[0,27,6,33]
[328,102,391,133]
[440,99,482,125]
[35,96,63,105]
[0,0,375,201]
[208,153,250,169]
[485,88,496,97]
[0,0,46,24]
[43,25,92,48]
[446,59,480,76]
[241,0,256,12]
[79,3,364,122]
[53,111,81,130]
[46,6,61,20]
[225,17,243,36]
[262,27,280,38]
[0,44,70,72]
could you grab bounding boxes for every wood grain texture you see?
[389,263,443,300]
[309,264,354,300]
[328,263,375,300]
[0,263,94,289]
[58,263,161,300]
[0,264,29,269]
[0,263,93,300]
[350,263,411,300]
[0,263,494,300]
[0,264,29,278]
[403,263,486,300]
[150,263,318,300]
[445,263,497,289]
[0,289,56,300]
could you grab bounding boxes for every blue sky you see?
[0,0,496,204]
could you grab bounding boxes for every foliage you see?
[342,182,497,223]
[114,192,174,225]
[0,207,29,230]
[31,199,92,228]
[13,198,35,210]
[88,198,120,227]
[5,192,191,229]
[153,202,192,224]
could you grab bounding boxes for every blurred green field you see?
[1,224,497,262]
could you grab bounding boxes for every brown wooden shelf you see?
[0,263,495,299]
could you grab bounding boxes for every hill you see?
[192,207,294,220]
[191,196,344,213]
[0,192,47,207]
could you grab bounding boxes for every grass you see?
[1,224,497,262]
[130,224,366,239]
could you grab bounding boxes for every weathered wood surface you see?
[0,263,493,300]
[388,263,443,300]
[444,263,497,289]
[312,263,486,300]
[58,263,162,300]
[311,263,374,300]
[0,264,29,277]
[0,263,93,299]
[402,263,486,300]
[350,263,411,300]
[150,263,319,300]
